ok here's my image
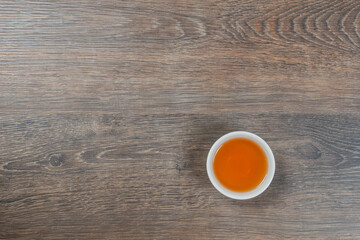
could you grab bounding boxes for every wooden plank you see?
[0,0,359,114]
[1,113,359,239]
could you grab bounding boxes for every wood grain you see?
[1,0,360,239]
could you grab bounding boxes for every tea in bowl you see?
[207,131,275,200]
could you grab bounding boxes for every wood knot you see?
[49,154,65,167]
[295,143,322,160]
[176,162,189,175]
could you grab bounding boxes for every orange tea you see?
[213,138,267,192]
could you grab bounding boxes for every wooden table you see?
[1,0,360,239]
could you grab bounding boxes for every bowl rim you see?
[206,131,275,200]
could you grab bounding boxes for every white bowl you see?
[207,131,275,200]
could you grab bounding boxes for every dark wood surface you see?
[1,0,360,239]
